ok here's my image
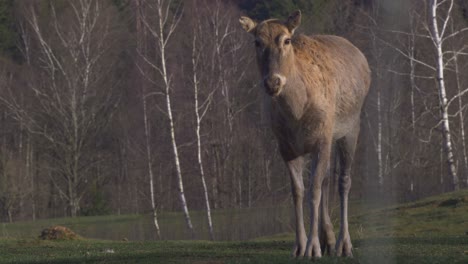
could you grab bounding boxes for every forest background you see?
[0,0,467,239]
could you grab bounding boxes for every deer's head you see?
[240,11,301,97]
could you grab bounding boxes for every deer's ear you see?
[239,16,257,33]
[285,10,301,34]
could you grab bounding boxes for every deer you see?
[239,10,370,258]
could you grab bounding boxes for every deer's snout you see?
[263,74,286,96]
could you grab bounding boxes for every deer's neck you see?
[271,65,308,120]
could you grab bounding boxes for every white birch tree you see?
[138,0,194,236]
[450,20,468,188]
[454,55,468,187]
[1,0,121,217]
[202,0,253,208]
[134,0,161,238]
[189,7,218,239]
[429,0,459,191]
[191,34,215,240]
[383,0,468,191]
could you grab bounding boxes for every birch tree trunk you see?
[3,0,122,218]
[134,0,161,239]
[165,80,194,237]
[139,0,194,237]
[454,56,468,187]
[18,19,36,220]
[143,95,161,238]
[409,38,417,195]
[368,14,384,189]
[28,138,35,221]
[191,33,215,240]
[377,83,383,188]
[429,0,459,191]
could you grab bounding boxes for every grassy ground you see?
[348,189,468,239]
[0,189,467,263]
[1,207,292,241]
[0,236,466,263]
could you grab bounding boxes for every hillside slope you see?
[350,189,468,239]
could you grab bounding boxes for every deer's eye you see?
[284,38,291,45]
[255,40,261,47]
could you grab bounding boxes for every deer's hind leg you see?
[305,137,332,259]
[312,148,336,256]
[335,126,359,257]
[319,147,337,256]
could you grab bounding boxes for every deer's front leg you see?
[305,140,331,259]
[286,156,307,258]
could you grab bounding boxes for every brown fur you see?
[254,24,370,159]
[240,11,370,258]
[273,33,370,159]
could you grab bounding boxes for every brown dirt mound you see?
[40,226,81,240]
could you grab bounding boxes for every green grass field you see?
[0,236,466,264]
[0,190,467,263]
